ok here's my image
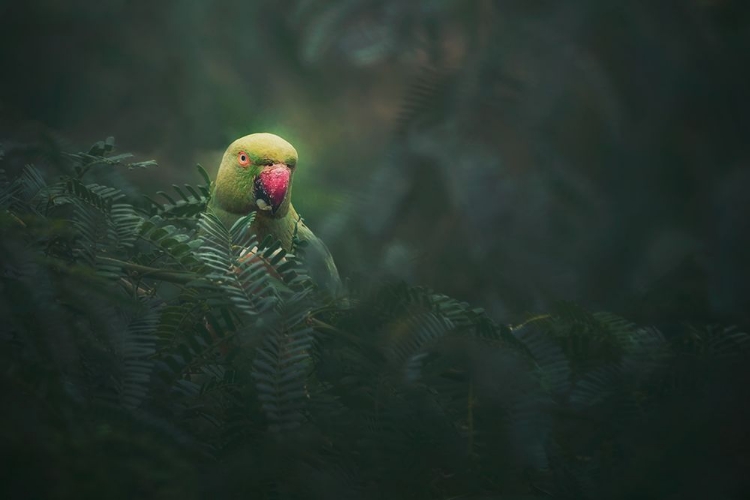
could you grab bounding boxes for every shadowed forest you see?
[1,1,749,499]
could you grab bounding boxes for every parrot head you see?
[213,133,298,218]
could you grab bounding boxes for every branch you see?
[98,256,200,285]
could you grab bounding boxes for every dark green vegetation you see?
[1,140,748,499]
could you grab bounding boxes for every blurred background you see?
[2,0,749,326]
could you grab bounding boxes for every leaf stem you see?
[98,256,199,285]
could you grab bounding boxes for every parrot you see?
[206,132,343,298]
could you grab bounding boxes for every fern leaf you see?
[137,216,204,271]
[141,165,211,219]
[111,298,159,409]
[517,325,571,398]
[252,310,315,432]
[387,312,454,376]
[196,212,285,316]
[110,202,143,251]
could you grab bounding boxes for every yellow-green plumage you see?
[207,133,342,296]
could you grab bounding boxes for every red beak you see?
[255,163,290,213]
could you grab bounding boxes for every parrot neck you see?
[208,197,299,251]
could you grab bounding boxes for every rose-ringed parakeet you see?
[207,133,342,298]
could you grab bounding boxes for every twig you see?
[98,256,199,285]
[510,314,552,331]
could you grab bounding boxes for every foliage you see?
[1,139,749,499]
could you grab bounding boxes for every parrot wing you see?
[295,221,344,300]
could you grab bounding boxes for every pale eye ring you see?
[238,151,251,167]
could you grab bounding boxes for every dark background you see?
[2,0,749,326]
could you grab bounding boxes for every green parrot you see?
[207,133,342,297]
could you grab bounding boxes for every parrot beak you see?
[254,163,291,214]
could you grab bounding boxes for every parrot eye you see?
[238,152,251,167]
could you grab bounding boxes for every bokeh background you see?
[2,0,749,326]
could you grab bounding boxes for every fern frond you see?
[387,312,454,369]
[196,212,283,316]
[110,202,143,251]
[114,298,160,409]
[0,172,21,209]
[65,136,157,178]
[157,316,231,387]
[516,325,571,398]
[63,180,125,213]
[137,216,204,271]
[154,290,207,350]
[252,308,315,432]
[1,164,47,212]
[20,163,47,198]
[142,165,210,219]
[568,365,622,410]
[70,197,113,266]
[681,325,750,361]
